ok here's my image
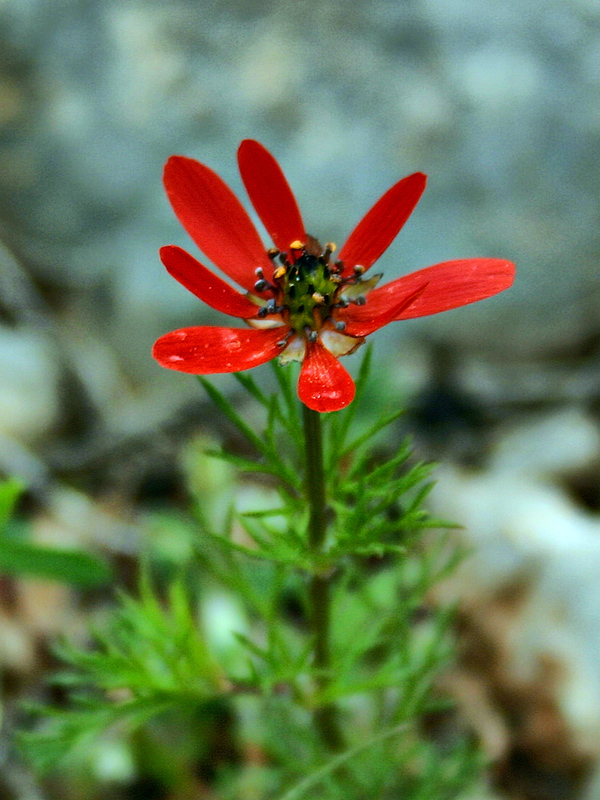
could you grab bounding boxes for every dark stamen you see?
[322,242,336,263]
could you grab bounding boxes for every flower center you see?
[282,250,340,334]
[252,238,377,342]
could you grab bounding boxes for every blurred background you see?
[1,0,600,797]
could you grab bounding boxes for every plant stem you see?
[302,403,343,750]
[303,404,327,552]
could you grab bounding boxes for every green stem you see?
[303,404,327,551]
[302,403,343,750]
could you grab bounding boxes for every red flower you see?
[153,140,515,413]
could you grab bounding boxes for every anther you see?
[322,242,336,262]
[355,295,366,306]
[335,299,349,308]
[334,259,345,269]
[277,331,293,347]
[353,264,365,276]
[273,265,287,280]
[257,307,269,318]
[278,252,289,265]
[254,279,267,292]
[312,292,325,305]
[267,248,279,260]
[290,240,305,251]
[335,321,347,331]
[255,267,264,277]
[305,328,318,343]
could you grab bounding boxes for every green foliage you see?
[0,477,22,531]
[21,352,478,799]
[0,537,112,587]
[20,571,225,773]
[199,354,450,568]
[0,479,111,587]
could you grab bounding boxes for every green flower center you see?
[283,253,340,334]
[252,239,376,341]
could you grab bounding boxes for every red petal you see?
[382,259,516,320]
[297,340,356,413]
[153,326,285,374]
[237,140,305,254]
[160,245,260,319]
[163,156,272,291]
[341,282,428,337]
[337,172,427,277]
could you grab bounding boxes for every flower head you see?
[153,140,515,412]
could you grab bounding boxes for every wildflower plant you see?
[21,142,515,798]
